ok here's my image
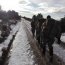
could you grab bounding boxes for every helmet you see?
[47,15,51,19]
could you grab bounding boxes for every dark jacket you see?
[46,18,55,35]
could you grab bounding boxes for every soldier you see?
[36,13,43,41]
[31,15,37,37]
[42,15,56,62]
[35,21,40,44]
[38,18,46,47]
[36,14,45,45]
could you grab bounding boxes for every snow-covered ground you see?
[53,43,65,61]
[8,19,36,65]
[53,33,65,62]
[22,19,65,63]
[8,18,65,65]
[0,22,20,57]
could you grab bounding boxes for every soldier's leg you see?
[40,32,44,48]
[48,44,53,56]
[57,37,61,44]
[37,36,40,44]
[56,32,61,44]
[48,44,53,62]
[42,42,46,56]
[48,40,54,62]
[33,30,35,37]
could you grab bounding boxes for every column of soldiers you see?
[31,14,61,62]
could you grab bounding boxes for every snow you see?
[8,18,65,65]
[8,19,35,65]
[53,43,65,62]
[22,19,65,63]
[0,21,20,57]
[60,33,65,43]
[61,36,65,43]
[53,33,65,62]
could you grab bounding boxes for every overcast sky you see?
[0,0,65,19]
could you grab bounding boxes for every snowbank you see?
[0,22,20,57]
